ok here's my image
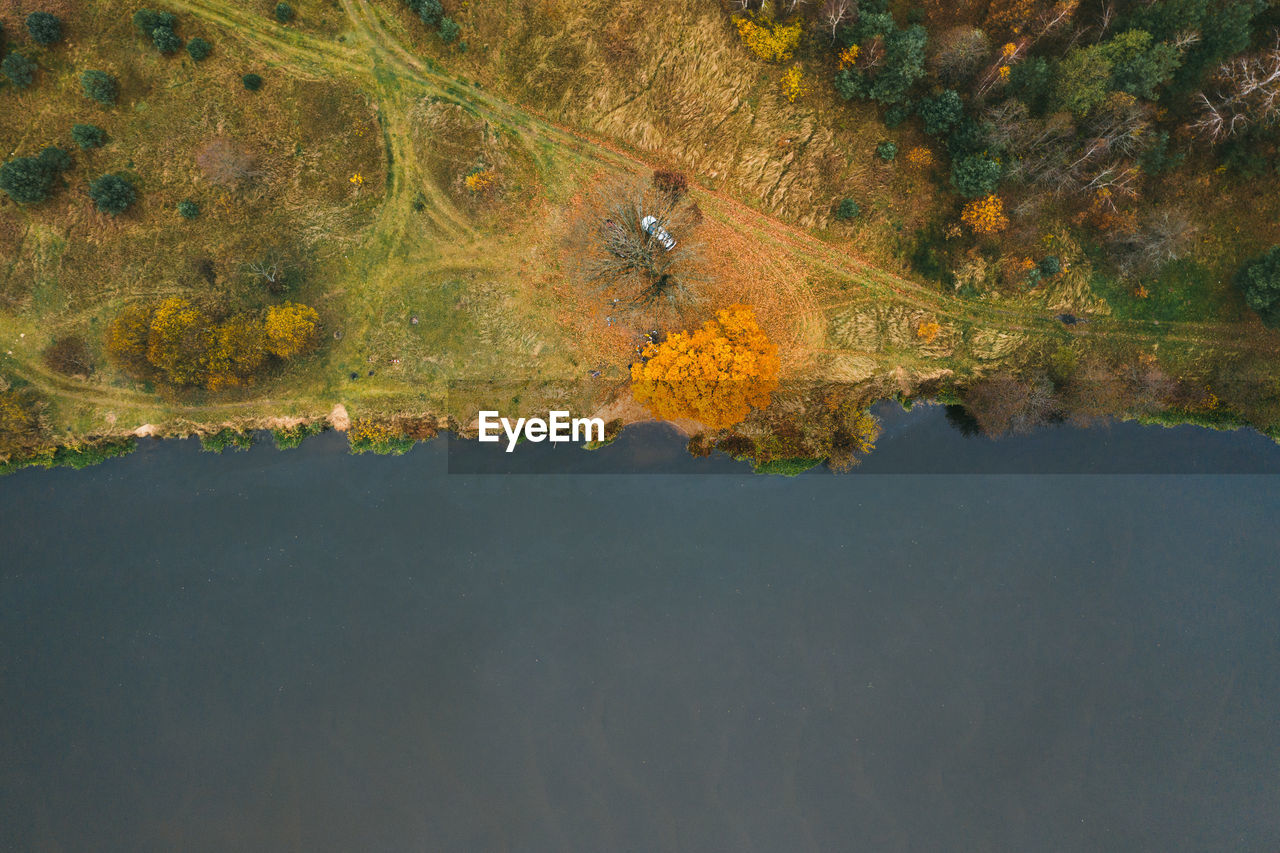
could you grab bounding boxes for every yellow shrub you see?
[464,170,494,192]
[916,321,941,342]
[905,146,934,169]
[781,65,806,103]
[837,45,859,69]
[733,15,802,63]
[961,195,1009,234]
[264,302,319,358]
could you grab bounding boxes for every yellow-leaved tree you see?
[631,305,780,430]
[265,302,319,358]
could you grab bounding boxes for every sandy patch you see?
[328,404,351,431]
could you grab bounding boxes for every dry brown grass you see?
[380,0,946,242]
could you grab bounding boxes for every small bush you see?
[1039,255,1062,277]
[273,2,294,22]
[242,72,263,91]
[271,421,328,450]
[88,173,136,215]
[0,157,54,204]
[132,9,175,36]
[71,123,106,149]
[25,12,62,46]
[950,153,1001,197]
[186,37,211,61]
[917,89,963,135]
[652,169,688,199]
[200,428,254,453]
[406,0,443,26]
[152,25,181,54]
[80,69,118,105]
[439,17,460,43]
[37,146,72,173]
[1236,245,1280,327]
[43,336,93,375]
[177,199,199,219]
[875,141,897,161]
[835,198,861,221]
[348,420,416,455]
[1,51,35,88]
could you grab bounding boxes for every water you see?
[2,407,1279,851]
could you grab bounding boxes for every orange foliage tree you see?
[631,305,780,429]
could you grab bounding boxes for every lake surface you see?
[2,406,1279,851]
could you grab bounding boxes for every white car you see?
[641,215,676,251]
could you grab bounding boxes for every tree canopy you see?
[1237,247,1280,328]
[631,305,780,430]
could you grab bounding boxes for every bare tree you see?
[820,0,855,42]
[196,137,261,187]
[567,180,705,309]
[1110,207,1197,275]
[1190,38,1280,142]
[930,26,991,85]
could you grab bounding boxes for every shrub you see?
[272,421,327,450]
[177,199,199,219]
[1236,246,1280,328]
[917,89,964,135]
[186,37,211,61]
[906,145,934,168]
[1039,255,1062,277]
[1052,46,1112,116]
[104,303,154,373]
[835,198,861,220]
[1008,56,1051,114]
[264,302,319,357]
[25,12,62,46]
[869,25,927,105]
[950,153,1001,197]
[80,69,118,105]
[71,123,106,148]
[960,194,1008,234]
[37,146,72,173]
[883,103,912,128]
[43,336,93,375]
[407,0,443,27]
[1,51,35,88]
[132,9,175,36]
[652,169,688,199]
[274,2,294,22]
[242,72,263,91]
[733,15,802,63]
[439,17,459,43]
[780,64,805,102]
[0,157,55,204]
[200,428,254,453]
[875,141,897,161]
[88,173,137,215]
[152,25,181,54]
[348,419,416,455]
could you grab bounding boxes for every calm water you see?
[2,407,1279,851]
